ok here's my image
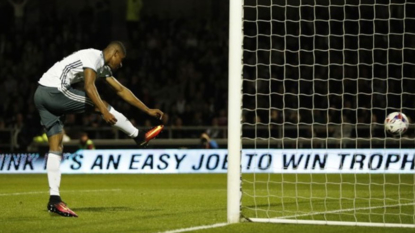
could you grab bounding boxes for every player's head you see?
[103,41,126,71]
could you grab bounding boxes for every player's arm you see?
[105,76,164,119]
[84,68,117,124]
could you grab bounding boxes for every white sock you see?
[47,153,62,196]
[109,107,139,138]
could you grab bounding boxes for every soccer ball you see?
[384,112,409,136]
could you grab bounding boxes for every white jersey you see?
[38,49,113,90]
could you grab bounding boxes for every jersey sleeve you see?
[97,66,113,78]
[80,50,102,72]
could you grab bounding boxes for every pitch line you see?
[0,189,121,196]
[160,223,228,233]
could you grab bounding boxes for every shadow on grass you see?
[71,206,135,212]
[138,207,226,220]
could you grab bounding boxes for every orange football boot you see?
[134,125,164,147]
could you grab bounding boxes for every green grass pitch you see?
[0,174,414,233]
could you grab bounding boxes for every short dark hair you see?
[108,41,126,56]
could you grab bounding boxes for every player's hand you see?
[148,109,164,120]
[103,112,117,125]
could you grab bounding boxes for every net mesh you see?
[241,0,415,225]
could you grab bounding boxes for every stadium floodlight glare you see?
[228,0,415,228]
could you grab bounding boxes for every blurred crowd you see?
[0,0,230,149]
[241,2,415,140]
[1,0,415,151]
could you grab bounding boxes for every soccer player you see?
[34,41,164,217]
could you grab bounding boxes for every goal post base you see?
[248,218,415,228]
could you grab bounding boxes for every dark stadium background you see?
[0,0,230,152]
[0,0,414,152]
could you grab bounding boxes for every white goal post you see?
[228,0,415,228]
[227,0,243,224]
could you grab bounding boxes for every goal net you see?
[228,0,415,228]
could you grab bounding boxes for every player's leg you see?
[95,102,139,137]
[46,131,63,201]
[34,86,65,200]
[34,86,78,217]
[94,101,163,147]
[62,86,162,145]
[45,128,78,217]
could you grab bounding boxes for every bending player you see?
[34,41,164,217]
